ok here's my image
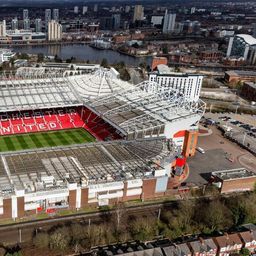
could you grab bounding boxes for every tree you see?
[37,53,44,63]
[101,58,109,68]
[49,227,70,251]
[33,232,49,249]
[240,248,250,256]
[54,54,62,63]
[130,217,158,241]
[197,200,232,233]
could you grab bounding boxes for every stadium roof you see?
[0,138,170,195]
[0,69,133,112]
[0,77,81,112]
[68,68,133,100]
[236,34,256,46]
[86,80,206,136]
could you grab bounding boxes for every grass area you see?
[0,128,96,152]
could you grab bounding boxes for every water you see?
[12,44,152,67]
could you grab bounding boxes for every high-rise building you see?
[53,9,59,22]
[190,7,196,14]
[112,14,121,30]
[45,9,51,28]
[74,6,79,14]
[0,20,6,37]
[35,18,42,32]
[162,10,176,34]
[23,9,29,20]
[82,6,88,14]
[226,34,256,65]
[94,4,98,12]
[23,19,30,30]
[253,23,256,38]
[133,5,144,23]
[11,18,19,30]
[149,66,203,102]
[48,20,62,41]
[125,5,131,13]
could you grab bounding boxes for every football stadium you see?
[0,67,206,219]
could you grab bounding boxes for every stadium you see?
[0,67,205,219]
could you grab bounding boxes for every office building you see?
[82,6,88,15]
[125,5,131,13]
[35,19,42,33]
[252,23,256,38]
[163,10,176,34]
[53,9,59,22]
[48,20,62,41]
[74,6,79,14]
[45,9,51,27]
[112,14,121,30]
[23,19,30,30]
[11,18,19,30]
[149,64,203,102]
[226,34,256,65]
[133,5,144,23]
[94,4,98,12]
[23,9,29,20]
[0,20,6,37]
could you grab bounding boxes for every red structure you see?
[0,107,122,141]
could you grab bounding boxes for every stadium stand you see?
[0,107,122,140]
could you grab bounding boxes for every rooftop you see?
[0,138,170,196]
[225,70,256,77]
[236,34,256,46]
[211,168,256,181]
[86,80,205,136]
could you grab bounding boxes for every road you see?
[0,202,173,245]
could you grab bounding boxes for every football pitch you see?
[0,128,96,152]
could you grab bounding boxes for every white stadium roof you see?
[236,34,256,46]
[86,80,206,137]
[68,68,132,100]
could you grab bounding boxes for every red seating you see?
[0,107,122,141]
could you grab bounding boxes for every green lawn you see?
[0,128,95,152]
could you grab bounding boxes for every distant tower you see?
[0,20,6,37]
[163,10,176,34]
[253,23,256,38]
[23,9,29,20]
[74,6,79,14]
[45,9,51,28]
[82,6,88,15]
[48,20,62,41]
[53,9,59,22]
[23,19,30,30]
[35,18,42,32]
[133,5,144,23]
[11,18,19,30]
[190,7,196,14]
[94,4,98,12]
[125,5,131,13]
[112,14,121,30]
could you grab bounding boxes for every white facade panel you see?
[76,187,81,209]
[25,202,40,211]
[0,207,3,215]
[11,196,17,219]
[88,181,124,193]
[98,191,123,200]
[127,179,143,188]
[126,188,142,196]
[164,115,200,139]
[25,189,69,202]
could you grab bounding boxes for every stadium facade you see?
[0,68,205,219]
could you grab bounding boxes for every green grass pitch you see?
[0,128,96,152]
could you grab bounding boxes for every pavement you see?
[186,125,256,185]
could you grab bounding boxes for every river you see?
[11,44,152,67]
